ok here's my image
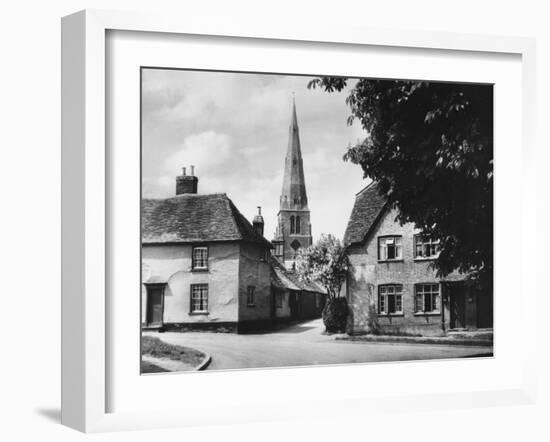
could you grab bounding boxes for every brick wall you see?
[175,175,198,195]
[347,207,466,336]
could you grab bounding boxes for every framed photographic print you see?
[61,9,537,432]
[139,67,494,374]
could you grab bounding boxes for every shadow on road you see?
[241,318,324,335]
[274,325,318,334]
[461,352,494,358]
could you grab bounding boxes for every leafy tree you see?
[296,234,350,333]
[295,234,350,300]
[308,78,493,288]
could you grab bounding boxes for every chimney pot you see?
[175,168,198,195]
[190,165,195,176]
[252,205,265,237]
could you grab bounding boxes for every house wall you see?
[273,288,291,319]
[237,242,273,331]
[141,242,240,328]
[347,207,466,337]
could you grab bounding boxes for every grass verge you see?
[142,336,206,367]
[141,360,170,374]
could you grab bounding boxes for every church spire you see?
[280,96,308,210]
[272,96,313,265]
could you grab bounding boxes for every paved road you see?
[144,318,492,372]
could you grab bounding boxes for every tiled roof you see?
[142,193,272,248]
[343,181,388,246]
[271,265,301,291]
[269,256,327,294]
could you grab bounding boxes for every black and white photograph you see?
[4,0,549,438]
[140,68,494,374]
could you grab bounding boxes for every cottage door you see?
[146,286,164,326]
[449,287,466,329]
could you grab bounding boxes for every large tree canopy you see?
[308,78,493,287]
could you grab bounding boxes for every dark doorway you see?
[449,286,466,329]
[289,292,301,319]
[146,285,165,326]
[477,291,493,328]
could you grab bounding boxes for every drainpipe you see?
[441,283,447,335]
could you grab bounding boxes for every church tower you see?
[272,97,313,266]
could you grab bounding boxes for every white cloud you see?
[165,131,232,171]
[143,131,235,198]
[142,69,370,241]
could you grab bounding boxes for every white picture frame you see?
[61,9,537,433]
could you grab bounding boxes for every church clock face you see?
[291,239,301,251]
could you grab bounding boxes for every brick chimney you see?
[252,206,264,237]
[176,166,198,195]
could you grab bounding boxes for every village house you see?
[141,168,274,333]
[343,182,493,337]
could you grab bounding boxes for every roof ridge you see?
[355,180,376,196]
[172,192,227,198]
[225,197,273,248]
[343,180,388,247]
[142,192,228,201]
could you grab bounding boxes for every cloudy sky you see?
[142,69,370,242]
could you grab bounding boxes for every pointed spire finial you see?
[290,93,298,131]
[280,92,308,210]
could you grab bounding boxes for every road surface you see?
[143,318,492,372]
